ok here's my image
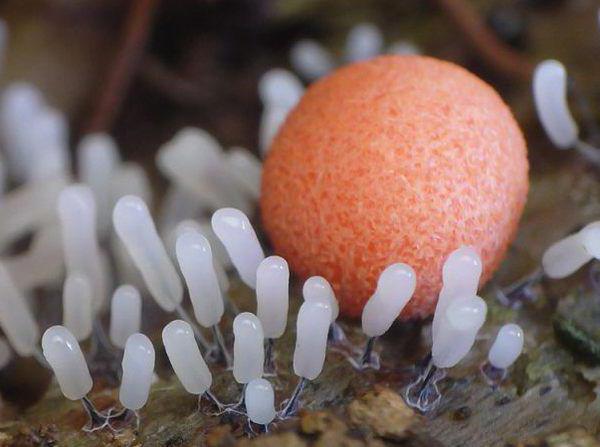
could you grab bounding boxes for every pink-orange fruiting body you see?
[260,55,528,320]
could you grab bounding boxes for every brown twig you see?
[432,0,535,81]
[85,0,160,133]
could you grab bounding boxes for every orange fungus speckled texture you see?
[260,55,529,320]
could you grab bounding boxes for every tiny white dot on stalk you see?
[488,324,524,370]
[119,333,155,411]
[290,39,335,81]
[245,378,276,425]
[344,22,384,63]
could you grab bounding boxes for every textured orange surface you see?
[260,55,529,320]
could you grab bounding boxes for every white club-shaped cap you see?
[362,263,416,337]
[245,378,276,425]
[42,326,92,400]
[211,208,265,289]
[293,300,332,380]
[233,312,264,384]
[432,246,482,341]
[532,60,578,149]
[302,276,339,322]
[432,295,487,369]
[290,39,335,81]
[176,230,224,328]
[119,333,155,411]
[256,256,289,339]
[258,68,304,108]
[62,274,93,342]
[57,184,107,312]
[488,323,524,369]
[542,232,592,279]
[162,320,212,394]
[344,22,384,63]
[77,133,121,237]
[113,195,183,311]
[0,337,11,369]
[0,263,39,356]
[109,285,142,349]
[578,221,600,259]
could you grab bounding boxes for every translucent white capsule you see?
[62,274,93,342]
[110,162,152,207]
[26,107,70,182]
[57,184,107,311]
[176,231,224,328]
[362,263,416,337]
[42,326,92,400]
[109,285,142,349]
[344,23,384,63]
[119,333,155,411]
[258,69,304,109]
[0,337,11,369]
[162,320,212,395]
[293,300,332,380]
[488,324,524,369]
[432,295,487,369]
[256,256,289,339]
[78,133,121,237]
[542,232,591,279]
[532,60,578,149]
[432,246,482,341]
[0,263,39,356]
[290,39,335,81]
[245,378,276,425]
[211,208,265,289]
[224,147,262,200]
[233,312,264,384]
[113,195,183,311]
[302,276,339,322]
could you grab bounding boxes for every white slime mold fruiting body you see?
[113,195,183,312]
[432,295,488,369]
[532,60,578,149]
[225,147,262,201]
[0,263,39,356]
[109,285,142,349]
[119,333,155,411]
[362,263,416,337]
[211,208,265,289]
[245,378,276,425]
[176,231,224,328]
[162,320,212,395]
[42,326,93,400]
[344,22,384,63]
[293,300,332,380]
[62,274,93,342]
[233,313,264,384]
[57,184,107,312]
[542,222,600,279]
[290,39,335,81]
[488,324,524,369]
[256,256,289,339]
[302,276,339,322]
[78,133,121,237]
[432,246,482,343]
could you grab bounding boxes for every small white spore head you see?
[256,256,289,339]
[432,295,487,369]
[109,285,142,349]
[176,230,224,328]
[119,333,155,411]
[362,263,416,337]
[211,208,265,289]
[290,39,335,81]
[542,232,591,279]
[42,326,92,400]
[162,320,212,395]
[245,378,276,425]
[532,60,578,149]
[62,274,93,342]
[302,276,339,322]
[0,263,39,356]
[344,22,384,63]
[293,300,332,380]
[113,195,183,311]
[233,312,264,384]
[488,323,524,369]
[258,69,304,108]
